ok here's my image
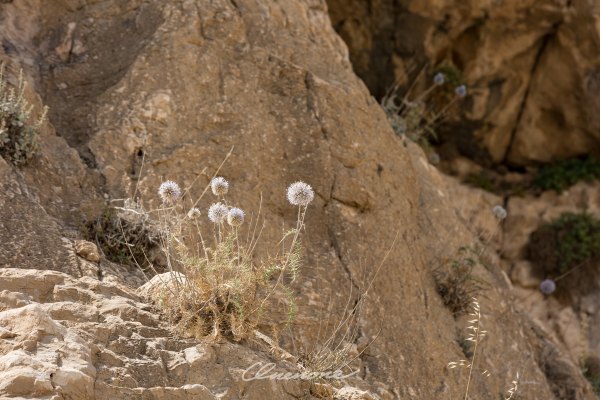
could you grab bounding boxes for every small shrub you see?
[533,157,600,193]
[0,66,47,166]
[464,171,496,192]
[528,212,600,276]
[85,199,161,272]
[433,246,490,316]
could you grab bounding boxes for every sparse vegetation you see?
[124,176,313,342]
[533,156,600,193]
[432,63,465,88]
[583,355,600,396]
[0,66,48,166]
[296,241,396,377]
[84,200,162,273]
[381,67,467,155]
[449,299,520,400]
[465,171,496,192]
[528,212,600,276]
[434,246,490,316]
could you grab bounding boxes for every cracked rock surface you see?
[327,0,600,165]
[0,0,596,399]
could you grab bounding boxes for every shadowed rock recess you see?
[0,1,595,399]
[327,0,600,166]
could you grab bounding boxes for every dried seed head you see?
[208,202,228,224]
[158,181,182,204]
[539,279,556,295]
[227,207,245,227]
[493,205,507,220]
[187,207,201,220]
[433,72,445,86]
[287,181,314,206]
[210,176,229,196]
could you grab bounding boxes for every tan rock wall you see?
[0,0,594,398]
[327,0,600,165]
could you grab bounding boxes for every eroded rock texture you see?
[0,0,596,399]
[327,0,600,165]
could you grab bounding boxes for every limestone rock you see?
[75,240,101,263]
[335,386,376,400]
[0,0,594,399]
[327,0,600,165]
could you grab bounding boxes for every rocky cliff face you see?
[327,0,600,166]
[0,1,596,399]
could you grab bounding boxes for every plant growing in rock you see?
[380,67,467,155]
[433,246,491,315]
[85,199,161,273]
[0,66,48,165]
[533,156,600,193]
[434,205,505,316]
[296,242,396,378]
[464,171,496,193]
[582,355,600,396]
[528,212,600,276]
[448,298,520,400]
[142,176,313,341]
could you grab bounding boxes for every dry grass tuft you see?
[448,298,520,400]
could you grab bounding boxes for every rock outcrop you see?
[327,0,600,166]
[0,0,596,399]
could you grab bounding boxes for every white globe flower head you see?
[539,279,556,295]
[492,205,507,220]
[211,176,229,196]
[287,181,314,206]
[158,180,182,204]
[208,202,228,224]
[433,72,445,86]
[455,85,467,98]
[227,207,245,227]
[187,207,201,220]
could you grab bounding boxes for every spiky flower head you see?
[455,85,467,98]
[208,202,228,224]
[433,72,445,86]
[492,205,507,220]
[227,207,245,227]
[210,176,229,196]
[287,181,314,206]
[539,279,556,295]
[187,207,201,220]
[158,180,181,204]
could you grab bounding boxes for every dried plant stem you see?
[464,300,481,400]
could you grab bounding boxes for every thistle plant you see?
[380,67,468,154]
[138,176,314,341]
